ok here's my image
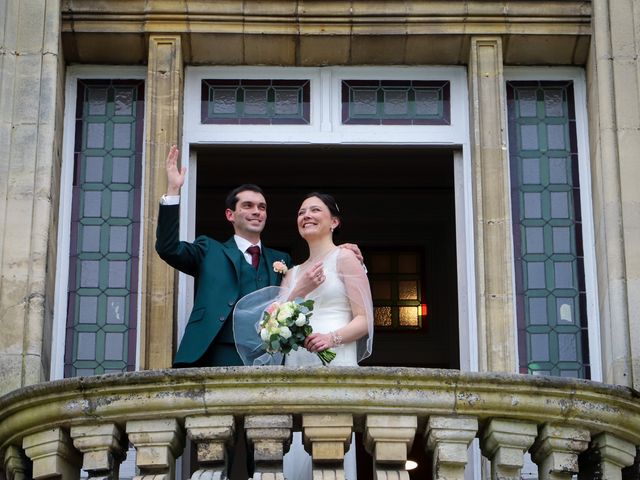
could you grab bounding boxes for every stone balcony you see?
[1,367,639,479]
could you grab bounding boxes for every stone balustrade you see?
[1,367,639,479]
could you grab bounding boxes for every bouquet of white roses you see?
[259,297,336,365]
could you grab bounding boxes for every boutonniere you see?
[272,260,288,275]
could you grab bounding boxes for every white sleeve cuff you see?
[160,194,180,205]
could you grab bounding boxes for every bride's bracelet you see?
[330,330,343,348]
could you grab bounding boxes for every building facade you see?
[1,1,640,479]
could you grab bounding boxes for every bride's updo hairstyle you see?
[303,191,342,233]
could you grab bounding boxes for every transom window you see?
[341,80,450,125]
[201,79,310,124]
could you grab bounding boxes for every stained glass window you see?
[368,250,426,329]
[201,79,310,124]
[341,80,450,125]
[65,79,144,377]
[507,81,589,379]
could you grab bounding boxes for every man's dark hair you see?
[225,184,265,210]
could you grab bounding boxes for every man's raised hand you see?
[166,145,186,196]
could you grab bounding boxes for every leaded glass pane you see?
[105,332,124,360]
[549,157,568,184]
[547,124,565,150]
[110,191,130,218]
[65,79,143,378]
[399,306,419,326]
[374,306,392,326]
[370,254,392,273]
[202,79,310,124]
[107,297,126,324]
[78,296,98,324]
[508,80,588,379]
[114,88,134,115]
[113,123,131,149]
[82,225,101,252]
[88,88,107,115]
[528,297,547,325]
[342,80,450,125]
[109,225,128,252]
[522,158,541,184]
[520,124,539,150]
[87,123,105,149]
[371,280,392,300]
[398,254,417,273]
[83,191,102,217]
[112,157,130,183]
[85,156,104,182]
[398,280,418,300]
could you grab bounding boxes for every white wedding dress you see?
[284,248,358,480]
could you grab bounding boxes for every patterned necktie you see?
[246,245,260,270]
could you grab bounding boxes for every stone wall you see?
[0,0,64,395]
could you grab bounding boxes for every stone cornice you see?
[1,367,638,454]
[61,1,591,35]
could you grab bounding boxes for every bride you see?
[234,192,374,479]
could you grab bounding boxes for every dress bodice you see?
[285,248,358,367]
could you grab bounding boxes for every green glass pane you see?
[508,81,587,379]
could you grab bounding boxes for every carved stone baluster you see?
[425,416,478,480]
[22,427,82,479]
[530,424,590,480]
[364,414,417,480]
[245,414,293,480]
[3,445,31,480]
[126,418,184,480]
[578,432,636,480]
[480,418,538,480]
[184,415,235,480]
[302,414,353,480]
[70,423,127,479]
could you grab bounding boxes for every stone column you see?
[245,415,293,479]
[3,445,31,480]
[590,0,640,390]
[302,414,353,479]
[126,418,184,479]
[425,415,478,480]
[140,35,184,370]
[22,428,82,479]
[0,0,64,394]
[480,418,538,480]
[70,423,127,479]
[364,414,417,480]
[468,36,517,373]
[530,424,590,480]
[184,414,235,479]
[578,432,637,480]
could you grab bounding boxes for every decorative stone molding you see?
[303,413,353,478]
[425,415,479,480]
[22,428,81,480]
[70,423,126,479]
[3,445,31,480]
[365,414,417,479]
[245,414,292,479]
[184,414,235,479]
[581,432,637,480]
[126,418,184,479]
[480,418,538,480]
[530,424,590,480]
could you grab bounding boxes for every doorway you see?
[194,144,459,370]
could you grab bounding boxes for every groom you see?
[156,145,292,367]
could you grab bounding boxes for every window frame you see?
[504,67,601,381]
[52,66,147,380]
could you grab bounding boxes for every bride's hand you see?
[304,332,332,353]
[291,262,326,298]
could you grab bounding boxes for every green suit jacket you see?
[155,204,291,367]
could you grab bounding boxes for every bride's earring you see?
[330,227,334,233]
